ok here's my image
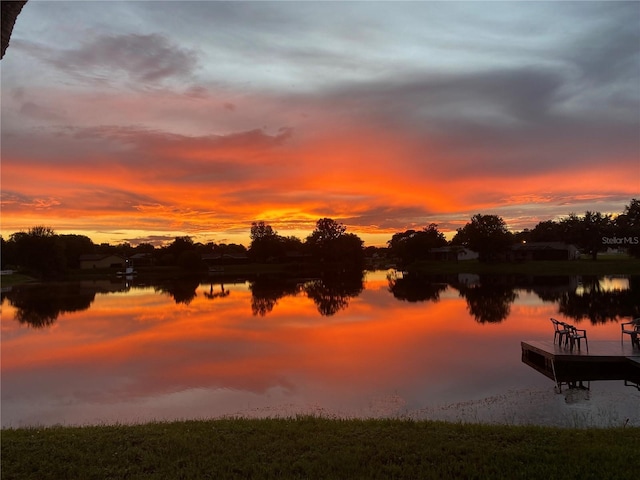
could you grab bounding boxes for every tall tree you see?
[250,221,276,241]
[58,234,95,269]
[560,211,613,260]
[305,218,363,267]
[452,214,513,262]
[249,221,284,262]
[388,224,447,267]
[529,220,564,242]
[615,199,640,258]
[8,226,66,278]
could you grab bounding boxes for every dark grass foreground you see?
[1,418,638,480]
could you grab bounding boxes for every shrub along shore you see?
[1,417,638,479]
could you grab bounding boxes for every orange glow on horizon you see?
[2,114,637,246]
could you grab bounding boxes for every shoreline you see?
[3,256,640,287]
[2,417,638,479]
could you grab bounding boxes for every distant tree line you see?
[389,199,640,267]
[1,217,366,279]
[2,199,638,278]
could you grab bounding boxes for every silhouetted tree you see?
[249,221,284,262]
[452,214,513,262]
[615,199,640,258]
[158,236,196,266]
[58,234,95,269]
[559,211,614,260]
[177,250,203,270]
[305,218,364,267]
[8,226,66,278]
[1,236,12,269]
[135,243,156,254]
[388,224,447,267]
[529,220,564,242]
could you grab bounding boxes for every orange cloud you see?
[2,92,637,245]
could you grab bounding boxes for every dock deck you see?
[521,340,640,386]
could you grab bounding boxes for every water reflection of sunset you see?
[3,274,637,427]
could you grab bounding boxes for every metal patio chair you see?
[566,324,588,352]
[621,318,640,348]
[550,318,570,345]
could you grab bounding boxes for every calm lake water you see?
[2,271,639,428]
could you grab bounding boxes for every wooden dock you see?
[521,340,640,387]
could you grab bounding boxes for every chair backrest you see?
[551,318,568,331]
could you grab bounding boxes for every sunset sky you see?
[1,1,638,247]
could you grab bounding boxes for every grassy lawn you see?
[1,417,638,479]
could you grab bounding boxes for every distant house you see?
[428,246,479,261]
[129,252,154,266]
[510,242,579,261]
[201,253,250,266]
[79,254,126,269]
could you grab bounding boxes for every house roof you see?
[79,254,124,261]
[512,242,575,251]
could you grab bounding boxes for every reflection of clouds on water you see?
[3,273,639,428]
[576,275,630,295]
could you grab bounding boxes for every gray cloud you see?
[122,234,176,247]
[46,33,198,84]
[564,2,640,85]
[18,100,65,121]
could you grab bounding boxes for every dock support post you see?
[550,358,561,393]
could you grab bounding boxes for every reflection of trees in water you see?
[154,277,200,304]
[304,270,364,316]
[387,272,517,322]
[456,280,517,323]
[204,283,230,300]
[523,276,579,303]
[249,270,364,317]
[558,276,640,325]
[449,274,638,325]
[387,272,447,302]
[6,283,95,328]
[304,280,350,316]
[249,277,303,316]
